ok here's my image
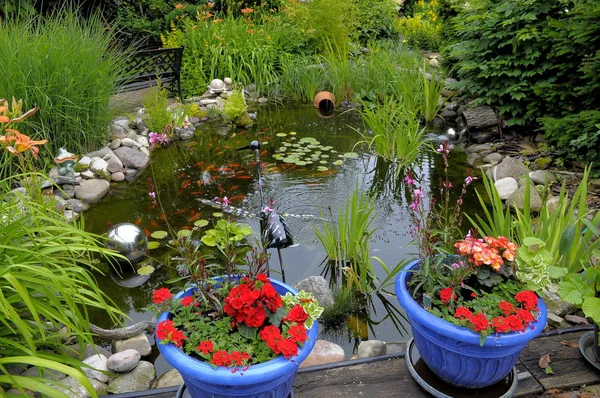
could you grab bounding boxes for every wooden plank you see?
[518,332,600,391]
[515,362,544,397]
[294,358,428,397]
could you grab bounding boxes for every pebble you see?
[358,340,386,358]
[110,139,121,150]
[495,177,519,200]
[154,368,183,388]
[107,349,141,373]
[111,171,125,182]
[299,340,345,368]
[82,354,110,383]
[112,333,152,356]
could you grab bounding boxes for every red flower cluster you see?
[285,304,309,323]
[439,287,455,304]
[181,296,196,307]
[153,288,173,304]
[197,340,214,354]
[454,236,517,270]
[453,291,539,334]
[156,320,187,347]
[224,274,283,328]
[211,350,250,367]
[259,323,308,359]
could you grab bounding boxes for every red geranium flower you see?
[498,301,515,316]
[197,340,214,354]
[506,315,524,332]
[285,305,308,324]
[491,316,511,333]
[454,306,473,320]
[515,291,538,311]
[243,305,267,328]
[277,338,299,358]
[212,350,233,367]
[469,313,489,332]
[181,296,195,307]
[516,308,535,324]
[288,324,308,343]
[439,287,454,304]
[156,319,176,340]
[152,288,172,304]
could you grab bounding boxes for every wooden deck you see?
[106,329,600,398]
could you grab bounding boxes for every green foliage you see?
[318,288,365,338]
[449,0,600,136]
[396,0,442,50]
[420,64,446,122]
[162,14,305,97]
[276,55,326,103]
[0,172,124,396]
[0,8,130,155]
[143,85,172,133]
[353,0,398,43]
[516,236,553,291]
[467,171,514,240]
[222,89,248,120]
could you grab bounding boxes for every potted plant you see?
[395,142,548,389]
[147,210,323,397]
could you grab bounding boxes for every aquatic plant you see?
[222,89,248,122]
[420,64,446,122]
[143,84,173,134]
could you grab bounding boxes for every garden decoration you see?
[54,147,78,178]
[106,222,148,264]
[395,141,547,389]
[152,275,321,398]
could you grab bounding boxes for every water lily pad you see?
[304,160,313,164]
[137,265,155,275]
[194,219,209,228]
[321,154,330,158]
[147,241,161,250]
[151,230,168,239]
[177,229,193,238]
[343,152,359,159]
[289,131,297,135]
[317,166,329,171]
[213,212,223,217]
[283,157,298,163]
[333,160,343,166]
[283,142,292,147]
[278,146,287,152]
[276,133,287,137]
[295,161,307,166]
[289,137,296,141]
[319,160,328,164]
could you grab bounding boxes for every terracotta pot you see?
[313,91,335,112]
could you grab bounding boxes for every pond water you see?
[84,105,476,376]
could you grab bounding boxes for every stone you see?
[439,109,457,120]
[75,179,110,204]
[55,197,68,211]
[293,276,334,308]
[465,143,492,154]
[49,166,78,185]
[81,170,95,179]
[120,137,136,147]
[83,344,112,360]
[224,77,233,85]
[85,147,111,159]
[111,172,125,182]
[90,157,109,174]
[63,210,78,222]
[565,314,588,325]
[466,152,482,167]
[432,116,446,130]
[56,184,76,199]
[469,128,499,144]
[358,340,386,358]
[429,58,439,68]
[547,312,567,328]
[482,152,504,164]
[199,99,219,106]
[78,156,92,167]
[6,388,34,396]
[21,365,66,381]
[82,354,110,383]
[478,163,496,173]
[124,169,139,180]
[257,97,268,104]
[114,147,150,169]
[56,375,107,398]
[299,340,345,368]
[65,198,89,213]
[506,184,543,212]
[110,139,121,150]
[139,147,150,157]
[107,349,141,373]
[106,155,124,173]
[495,177,519,200]
[529,170,557,185]
[542,283,574,317]
[155,368,183,388]
[545,196,561,214]
[135,135,149,148]
[385,342,405,355]
[534,133,547,143]
[112,333,152,356]
[174,126,195,140]
[490,157,529,182]
[107,361,155,394]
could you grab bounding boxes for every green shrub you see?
[143,85,173,133]
[353,0,398,43]
[0,9,130,155]
[222,89,248,120]
[396,0,442,51]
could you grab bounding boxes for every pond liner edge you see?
[101,325,594,398]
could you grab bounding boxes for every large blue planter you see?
[395,259,547,389]
[157,278,318,398]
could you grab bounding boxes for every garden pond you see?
[83,105,476,376]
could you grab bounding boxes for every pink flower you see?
[414,188,424,198]
[404,175,416,186]
[464,176,477,186]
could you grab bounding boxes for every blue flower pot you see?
[395,260,547,389]
[157,278,318,398]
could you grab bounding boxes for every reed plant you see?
[420,64,446,122]
[0,8,130,155]
[276,55,327,103]
[355,97,426,168]
[322,41,355,103]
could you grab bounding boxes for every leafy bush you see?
[353,0,398,43]
[396,0,442,50]
[222,89,248,120]
[0,9,130,155]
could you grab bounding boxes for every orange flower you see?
[175,3,184,8]
[241,7,254,14]
[3,130,48,159]
[207,2,214,8]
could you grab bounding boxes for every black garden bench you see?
[117,46,184,101]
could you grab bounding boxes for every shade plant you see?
[395,141,547,388]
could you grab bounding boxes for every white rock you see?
[90,157,109,174]
[358,340,386,358]
[120,138,136,147]
[299,340,344,368]
[529,170,557,185]
[495,177,519,200]
[111,172,125,182]
[135,136,149,148]
[107,349,141,373]
[75,179,110,204]
[112,334,152,356]
[78,156,92,167]
[81,170,95,179]
[110,139,121,150]
[139,147,150,157]
[82,354,110,383]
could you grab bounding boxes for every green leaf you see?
[147,241,160,250]
[237,324,257,339]
[177,229,192,238]
[559,225,576,257]
[582,297,600,324]
[268,306,287,327]
[151,230,168,239]
[137,265,155,275]
[201,235,216,247]
[545,365,555,375]
[548,266,567,279]
[194,219,209,228]
[558,280,584,305]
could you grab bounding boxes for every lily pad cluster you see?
[272,134,355,172]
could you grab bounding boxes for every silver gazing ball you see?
[106,223,148,263]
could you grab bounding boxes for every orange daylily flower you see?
[3,130,48,159]
[241,7,254,14]
[175,3,184,8]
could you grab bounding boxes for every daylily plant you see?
[0,98,46,159]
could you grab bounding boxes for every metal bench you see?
[118,46,184,101]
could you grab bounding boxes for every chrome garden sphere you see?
[106,223,148,263]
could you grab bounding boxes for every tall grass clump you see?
[0,172,125,396]
[0,9,131,154]
[276,55,327,103]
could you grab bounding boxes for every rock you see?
[293,276,334,308]
[565,314,588,325]
[65,199,89,213]
[465,143,492,154]
[56,376,108,398]
[432,116,446,130]
[542,283,574,317]
[120,137,137,147]
[358,340,386,358]
[106,155,124,173]
[529,170,557,185]
[111,172,125,182]
[114,147,150,169]
[139,147,150,157]
[49,166,79,185]
[490,157,529,182]
[439,109,457,120]
[78,156,92,167]
[495,177,519,200]
[469,129,498,144]
[81,170,95,179]
[199,99,219,106]
[299,340,345,368]
[107,349,141,373]
[21,365,66,381]
[209,79,225,92]
[82,354,110,383]
[174,126,195,140]
[112,333,152,356]
[83,344,112,360]
[224,77,233,85]
[107,361,155,394]
[429,58,439,68]
[110,139,121,150]
[55,197,68,211]
[155,368,183,388]
[385,342,405,355]
[547,312,567,328]
[135,136,149,148]
[483,153,504,164]
[63,210,78,222]
[506,184,543,212]
[124,169,139,180]
[545,196,560,214]
[478,163,496,173]
[56,184,76,199]
[257,97,268,104]
[534,133,547,143]
[6,388,34,396]
[90,157,109,175]
[85,147,111,159]
[75,179,110,204]
[466,152,482,167]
